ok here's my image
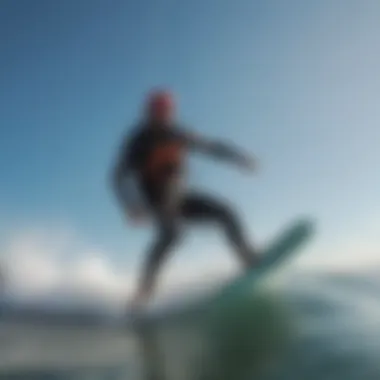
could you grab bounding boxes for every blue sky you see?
[0,0,379,300]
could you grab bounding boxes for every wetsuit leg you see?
[136,190,256,302]
[181,192,258,269]
[137,207,182,302]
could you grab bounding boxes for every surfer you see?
[111,89,259,310]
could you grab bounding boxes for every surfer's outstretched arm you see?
[181,130,257,171]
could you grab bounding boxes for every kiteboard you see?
[128,217,315,329]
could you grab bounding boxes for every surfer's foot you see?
[127,289,149,316]
[247,250,261,270]
[128,298,144,315]
[127,302,144,323]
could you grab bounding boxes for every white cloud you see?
[1,226,135,309]
[0,225,233,310]
[1,223,379,312]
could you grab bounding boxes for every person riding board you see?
[111,89,259,310]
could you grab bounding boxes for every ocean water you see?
[1,269,380,380]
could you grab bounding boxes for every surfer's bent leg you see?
[137,207,182,302]
[182,193,258,268]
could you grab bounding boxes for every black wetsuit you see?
[113,121,256,297]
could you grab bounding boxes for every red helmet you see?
[145,88,175,122]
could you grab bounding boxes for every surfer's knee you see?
[216,203,241,232]
[145,227,179,270]
[159,224,182,247]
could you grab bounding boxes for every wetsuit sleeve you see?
[179,128,252,167]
